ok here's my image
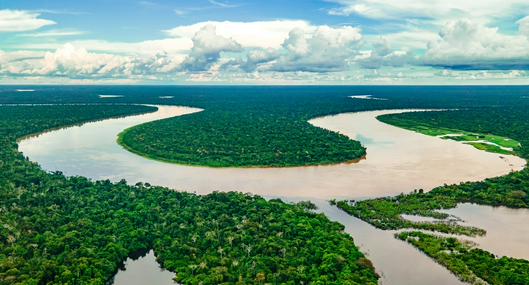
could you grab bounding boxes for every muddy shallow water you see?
[442,203,529,260]
[19,105,527,285]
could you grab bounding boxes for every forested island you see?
[116,108,366,167]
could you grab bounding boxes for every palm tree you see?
[227,236,235,246]
[218,246,225,259]
[242,244,252,257]
[189,264,198,276]
[199,261,208,271]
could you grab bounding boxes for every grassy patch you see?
[464,142,513,155]
[378,115,521,155]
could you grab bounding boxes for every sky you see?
[1,0,529,84]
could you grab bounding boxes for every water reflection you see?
[113,250,175,285]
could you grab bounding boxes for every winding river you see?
[19,105,528,285]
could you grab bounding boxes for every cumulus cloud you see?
[423,19,529,70]
[269,25,362,72]
[0,44,184,78]
[0,10,55,32]
[173,22,363,73]
[40,44,130,76]
[223,25,363,73]
[180,25,241,72]
[165,20,311,49]
[0,44,129,77]
[325,1,529,72]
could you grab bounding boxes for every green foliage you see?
[398,232,529,285]
[378,107,529,158]
[117,109,366,167]
[0,104,378,284]
[378,114,521,155]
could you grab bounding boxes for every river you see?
[18,105,527,285]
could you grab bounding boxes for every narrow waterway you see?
[310,199,466,285]
[18,105,527,285]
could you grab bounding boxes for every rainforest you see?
[1,85,529,285]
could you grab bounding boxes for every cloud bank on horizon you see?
[1,0,529,84]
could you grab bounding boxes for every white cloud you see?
[3,13,529,84]
[423,19,529,69]
[19,29,85,37]
[0,44,185,78]
[16,38,192,56]
[36,44,129,76]
[181,25,241,72]
[166,21,363,73]
[165,20,311,49]
[367,30,440,50]
[1,20,366,79]
[269,25,362,72]
[0,10,55,32]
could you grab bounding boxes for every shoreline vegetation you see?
[377,114,521,155]
[0,104,378,284]
[336,106,529,285]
